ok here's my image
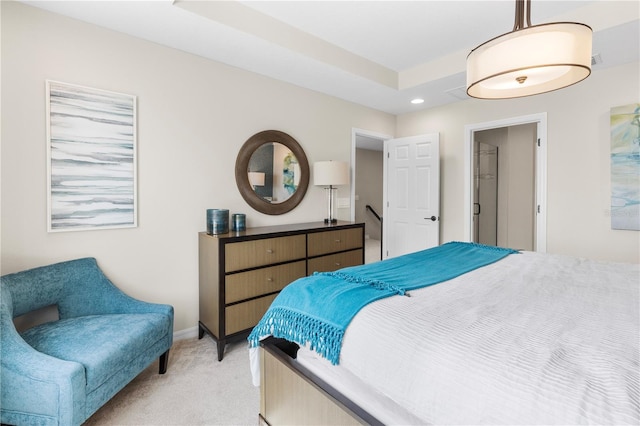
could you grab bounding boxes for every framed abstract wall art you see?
[46,81,137,232]
[610,103,640,231]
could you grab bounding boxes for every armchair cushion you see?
[21,313,172,393]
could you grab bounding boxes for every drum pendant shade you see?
[466,0,592,99]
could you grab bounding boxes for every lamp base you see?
[324,218,338,224]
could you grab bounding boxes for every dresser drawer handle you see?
[267,277,273,282]
[335,262,341,266]
[266,249,274,254]
[335,239,342,243]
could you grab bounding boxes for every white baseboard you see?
[173,325,199,341]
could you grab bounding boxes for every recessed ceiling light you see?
[411,98,424,104]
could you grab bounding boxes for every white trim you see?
[464,113,547,252]
[535,117,548,252]
[174,326,199,341]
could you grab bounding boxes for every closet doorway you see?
[464,113,547,252]
[473,141,499,246]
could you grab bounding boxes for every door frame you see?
[463,113,547,252]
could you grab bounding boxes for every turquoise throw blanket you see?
[248,242,518,364]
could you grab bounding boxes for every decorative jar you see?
[206,209,229,235]
[231,213,246,232]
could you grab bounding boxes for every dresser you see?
[198,221,365,361]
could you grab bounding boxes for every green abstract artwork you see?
[610,103,640,230]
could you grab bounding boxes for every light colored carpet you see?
[365,238,381,264]
[84,337,259,425]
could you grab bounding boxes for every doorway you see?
[464,113,547,252]
[473,141,499,246]
[351,129,390,263]
[473,124,537,250]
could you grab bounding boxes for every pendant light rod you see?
[513,0,532,31]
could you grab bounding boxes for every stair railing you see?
[365,205,383,260]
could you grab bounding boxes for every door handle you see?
[424,216,437,222]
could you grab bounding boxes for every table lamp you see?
[313,161,349,224]
[248,172,265,190]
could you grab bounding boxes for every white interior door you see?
[383,133,440,259]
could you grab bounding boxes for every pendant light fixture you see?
[466,0,592,99]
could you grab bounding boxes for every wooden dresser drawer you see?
[226,294,277,335]
[308,249,363,274]
[225,234,306,272]
[307,228,363,257]
[225,260,306,304]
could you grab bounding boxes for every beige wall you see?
[0,2,395,332]
[397,61,640,263]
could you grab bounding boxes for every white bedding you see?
[254,251,640,425]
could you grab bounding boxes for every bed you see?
[248,242,639,425]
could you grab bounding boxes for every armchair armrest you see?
[1,311,86,425]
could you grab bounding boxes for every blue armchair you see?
[0,257,174,426]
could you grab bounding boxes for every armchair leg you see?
[159,350,170,374]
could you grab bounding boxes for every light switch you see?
[337,197,350,208]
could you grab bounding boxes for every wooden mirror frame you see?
[235,130,310,215]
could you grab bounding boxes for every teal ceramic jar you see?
[231,213,246,232]
[206,209,229,235]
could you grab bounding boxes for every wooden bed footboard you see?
[259,337,381,426]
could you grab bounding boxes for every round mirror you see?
[235,130,309,215]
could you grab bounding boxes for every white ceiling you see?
[23,0,640,115]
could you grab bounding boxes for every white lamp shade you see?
[248,171,265,187]
[314,161,349,186]
[467,22,592,99]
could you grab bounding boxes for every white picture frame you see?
[46,80,137,232]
